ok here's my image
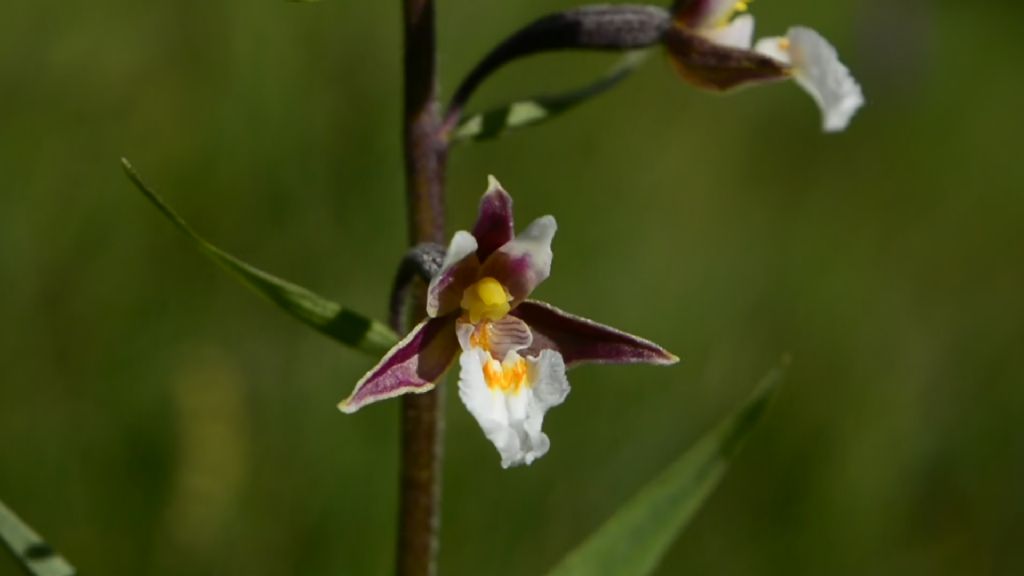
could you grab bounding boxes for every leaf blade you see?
[547,361,786,576]
[121,158,399,357]
[453,51,649,143]
[0,499,76,576]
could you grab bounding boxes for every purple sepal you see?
[664,26,788,91]
[472,177,515,262]
[339,315,459,413]
[512,300,679,367]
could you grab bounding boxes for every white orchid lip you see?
[457,318,569,468]
[481,354,530,393]
[667,0,864,132]
[754,27,865,132]
[461,320,534,395]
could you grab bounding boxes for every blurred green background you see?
[2,0,1022,574]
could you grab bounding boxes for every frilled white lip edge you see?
[456,321,569,468]
[754,26,864,132]
[692,10,865,133]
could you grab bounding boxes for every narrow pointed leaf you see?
[453,51,649,143]
[1,499,76,576]
[547,361,786,576]
[121,159,398,357]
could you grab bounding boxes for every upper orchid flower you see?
[340,177,678,468]
[666,0,865,132]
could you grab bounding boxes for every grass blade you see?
[0,499,75,576]
[121,158,399,357]
[547,360,787,576]
[453,51,649,143]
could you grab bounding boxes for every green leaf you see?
[547,360,787,576]
[121,158,399,357]
[1,499,75,576]
[453,51,649,143]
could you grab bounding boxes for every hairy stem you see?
[398,1,447,575]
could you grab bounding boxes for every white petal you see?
[700,14,755,50]
[457,348,518,464]
[529,350,570,408]
[522,350,569,455]
[762,27,865,133]
[753,35,790,63]
[506,215,556,271]
[457,347,570,468]
[439,230,477,273]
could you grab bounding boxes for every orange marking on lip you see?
[483,356,529,393]
[469,322,491,351]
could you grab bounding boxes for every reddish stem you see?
[398,1,446,575]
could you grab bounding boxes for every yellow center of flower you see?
[482,357,529,393]
[461,277,512,324]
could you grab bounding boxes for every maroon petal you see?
[664,25,788,91]
[427,231,481,318]
[672,0,735,29]
[512,300,679,367]
[339,315,459,413]
[472,176,515,262]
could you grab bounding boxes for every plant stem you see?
[403,0,446,246]
[398,1,446,575]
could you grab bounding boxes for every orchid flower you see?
[340,177,678,468]
[666,0,865,132]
